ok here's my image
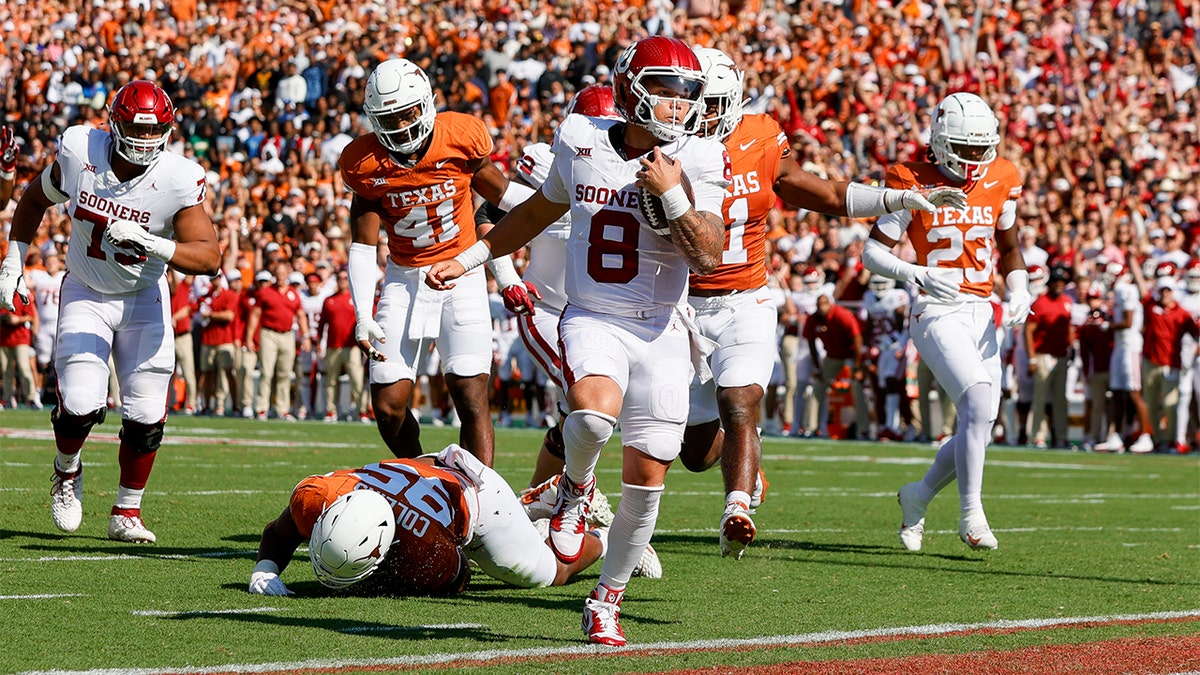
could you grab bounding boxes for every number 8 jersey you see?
[54,126,207,294]
[878,157,1023,300]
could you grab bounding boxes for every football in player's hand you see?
[638,171,693,238]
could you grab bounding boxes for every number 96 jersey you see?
[879,158,1023,300]
[289,459,476,595]
[54,126,207,294]
[338,112,492,268]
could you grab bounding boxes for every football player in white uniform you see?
[1175,267,1200,452]
[0,81,221,543]
[1094,262,1155,453]
[28,253,65,388]
[863,93,1028,552]
[861,275,912,440]
[427,36,728,646]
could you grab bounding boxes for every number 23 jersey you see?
[55,126,207,294]
[878,158,1022,300]
[541,114,730,316]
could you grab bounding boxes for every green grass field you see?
[2,409,1198,674]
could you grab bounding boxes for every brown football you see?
[638,171,694,238]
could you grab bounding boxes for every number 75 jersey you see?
[879,158,1022,300]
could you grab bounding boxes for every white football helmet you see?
[1028,265,1048,297]
[612,36,706,142]
[308,490,396,589]
[868,274,895,294]
[930,92,1000,183]
[364,58,436,155]
[692,47,744,141]
[1187,266,1200,294]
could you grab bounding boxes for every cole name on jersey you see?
[56,126,206,294]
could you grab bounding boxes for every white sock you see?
[955,382,993,515]
[55,452,81,474]
[725,490,751,508]
[600,483,663,589]
[114,486,144,511]
[919,434,958,503]
[588,528,609,558]
[561,410,616,487]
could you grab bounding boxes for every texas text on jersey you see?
[289,459,476,595]
[339,112,492,268]
[689,114,789,293]
[881,158,1022,299]
[53,126,206,294]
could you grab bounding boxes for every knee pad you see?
[561,409,617,450]
[544,425,565,460]
[120,419,166,454]
[51,406,107,440]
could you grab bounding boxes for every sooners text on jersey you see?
[339,112,491,268]
[57,126,206,294]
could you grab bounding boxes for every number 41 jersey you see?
[541,114,730,316]
[55,126,207,294]
[880,158,1022,300]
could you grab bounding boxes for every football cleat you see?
[108,511,157,543]
[548,474,594,563]
[719,501,756,560]
[1093,432,1125,453]
[631,543,663,579]
[520,474,562,522]
[588,487,614,528]
[582,583,626,646]
[750,470,769,512]
[1128,433,1154,454]
[50,465,84,533]
[959,511,998,550]
[897,481,928,552]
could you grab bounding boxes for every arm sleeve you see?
[997,200,1017,231]
[347,242,379,317]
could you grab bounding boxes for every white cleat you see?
[548,475,593,563]
[108,513,157,543]
[519,475,561,522]
[1128,433,1154,454]
[631,543,663,579]
[749,470,769,512]
[719,501,756,560]
[50,466,84,533]
[959,511,998,550]
[588,487,614,528]
[1093,432,1125,453]
[897,481,928,552]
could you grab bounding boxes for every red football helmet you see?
[802,266,823,286]
[611,36,705,142]
[565,85,619,119]
[108,81,174,165]
[1156,261,1180,278]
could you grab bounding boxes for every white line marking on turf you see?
[338,623,486,634]
[18,609,1200,675]
[132,607,285,617]
[0,428,362,449]
[0,551,254,562]
[0,594,85,600]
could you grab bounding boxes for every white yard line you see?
[132,607,285,617]
[338,623,486,634]
[17,609,1200,675]
[0,594,85,600]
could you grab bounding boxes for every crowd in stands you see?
[1,0,1198,450]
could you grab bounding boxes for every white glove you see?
[897,187,969,213]
[0,243,29,312]
[1005,288,1033,327]
[915,267,961,303]
[248,570,293,596]
[105,220,176,262]
[355,313,387,361]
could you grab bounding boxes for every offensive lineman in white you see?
[427,37,728,646]
[28,253,65,392]
[0,81,221,543]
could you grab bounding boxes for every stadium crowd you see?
[1,0,1198,451]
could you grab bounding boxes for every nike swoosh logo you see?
[435,160,449,169]
[756,298,772,304]
[966,534,982,546]
[739,140,756,151]
[982,180,1000,189]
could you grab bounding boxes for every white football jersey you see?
[54,126,207,294]
[1177,291,1200,369]
[1111,281,1143,350]
[516,142,571,314]
[28,269,65,326]
[300,287,330,339]
[541,115,729,316]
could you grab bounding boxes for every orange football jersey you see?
[690,114,789,292]
[884,158,1023,298]
[338,112,492,267]
[290,459,474,595]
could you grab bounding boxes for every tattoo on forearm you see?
[669,210,724,274]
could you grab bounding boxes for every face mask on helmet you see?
[109,81,175,166]
[308,490,396,589]
[365,59,436,155]
[693,47,744,141]
[868,275,895,293]
[930,93,1000,184]
[632,73,705,141]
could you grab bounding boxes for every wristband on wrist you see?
[0,170,13,181]
[660,183,691,221]
[487,254,522,288]
[252,559,280,575]
[453,240,492,272]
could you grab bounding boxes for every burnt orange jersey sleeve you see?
[289,471,361,539]
[690,114,787,293]
[888,160,1021,299]
[337,113,493,267]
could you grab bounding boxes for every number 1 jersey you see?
[56,126,207,294]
